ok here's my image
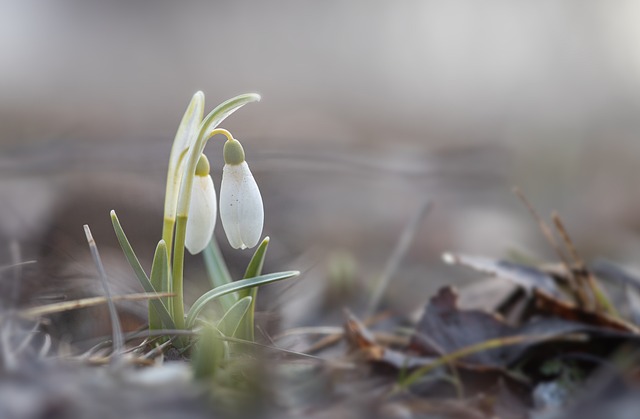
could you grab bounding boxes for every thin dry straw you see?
[367,198,432,317]
[9,240,22,304]
[84,224,124,358]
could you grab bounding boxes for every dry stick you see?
[84,224,124,359]
[19,292,173,319]
[551,212,593,309]
[367,199,432,317]
[550,213,582,264]
[512,187,589,307]
[552,213,617,315]
[0,260,36,276]
[9,240,22,305]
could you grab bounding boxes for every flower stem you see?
[171,214,188,332]
[162,216,175,265]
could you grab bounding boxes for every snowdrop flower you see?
[185,154,217,254]
[220,138,264,249]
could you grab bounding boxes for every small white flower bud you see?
[220,139,264,249]
[185,154,217,254]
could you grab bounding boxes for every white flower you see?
[220,139,264,249]
[185,155,217,254]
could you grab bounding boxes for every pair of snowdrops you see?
[185,136,263,254]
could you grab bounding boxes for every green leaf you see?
[192,322,226,380]
[216,296,253,338]
[203,238,236,312]
[200,93,261,142]
[186,271,300,329]
[149,240,170,330]
[110,210,175,330]
[236,237,270,341]
[239,237,269,299]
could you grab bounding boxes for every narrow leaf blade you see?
[236,237,270,341]
[203,238,237,311]
[216,296,253,338]
[149,240,169,330]
[186,271,299,328]
[200,93,261,141]
[239,237,269,299]
[110,210,175,330]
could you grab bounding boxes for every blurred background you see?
[1,0,640,333]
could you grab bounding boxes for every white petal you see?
[220,162,264,249]
[185,175,217,254]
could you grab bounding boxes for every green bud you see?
[223,138,246,165]
[195,153,210,177]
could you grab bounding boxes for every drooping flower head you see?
[220,138,264,249]
[185,153,217,254]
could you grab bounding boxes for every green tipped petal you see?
[223,138,246,165]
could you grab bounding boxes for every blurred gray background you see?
[2,0,640,325]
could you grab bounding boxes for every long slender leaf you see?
[200,93,261,143]
[236,237,270,341]
[110,210,175,330]
[216,296,253,338]
[203,238,236,311]
[239,237,269,299]
[186,271,300,328]
[149,240,169,330]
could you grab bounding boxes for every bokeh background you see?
[2,0,640,329]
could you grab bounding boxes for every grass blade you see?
[236,237,270,341]
[239,237,269,299]
[110,210,175,330]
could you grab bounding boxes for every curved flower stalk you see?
[185,154,217,255]
[220,138,264,249]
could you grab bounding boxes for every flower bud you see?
[185,154,217,254]
[220,139,264,249]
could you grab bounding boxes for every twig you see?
[9,240,22,305]
[18,292,173,319]
[512,187,588,307]
[552,213,617,315]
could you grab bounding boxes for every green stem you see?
[162,217,175,263]
[171,215,187,331]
